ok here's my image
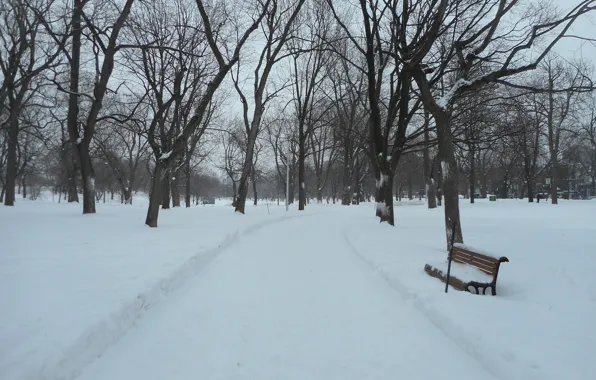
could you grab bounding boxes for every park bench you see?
[201,197,215,205]
[424,244,509,296]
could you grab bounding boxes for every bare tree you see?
[0,0,66,206]
[141,0,270,227]
[232,0,306,214]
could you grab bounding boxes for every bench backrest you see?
[451,245,507,277]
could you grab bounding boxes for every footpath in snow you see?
[76,213,497,380]
[0,199,303,380]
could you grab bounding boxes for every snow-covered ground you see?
[1,196,595,380]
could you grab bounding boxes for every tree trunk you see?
[4,105,19,206]
[145,163,163,227]
[375,163,395,225]
[124,187,132,204]
[185,155,191,208]
[232,180,237,207]
[172,169,181,207]
[235,134,257,214]
[423,115,437,209]
[527,176,534,203]
[550,157,559,204]
[67,172,79,202]
[22,176,27,199]
[67,0,82,205]
[251,164,258,206]
[0,185,4,202]
[288,169,295,204]
[500,174,509,199]
[77,144,96,214]
[436,113,463,247]
[436,160,443,206]
[161,169,171,209]
[469,147,475,204]
[298,135,306,211]
[341,148,351,205]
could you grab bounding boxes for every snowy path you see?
[77,215,496,380]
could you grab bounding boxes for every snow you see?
[0,196,300,380]
[76,137,82,145]
[376,173,389,189]
[441,160,450,180]
[2,197,595,380]
[453,242,503,260]
[436,79,472,109]
[159,150,172,160]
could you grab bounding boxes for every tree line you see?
[1,0,594,246]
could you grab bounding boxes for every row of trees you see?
[1,0,594,247]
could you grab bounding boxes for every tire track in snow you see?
[37,212,315,380]
[342,227,510,380]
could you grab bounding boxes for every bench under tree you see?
[424,244,509,296]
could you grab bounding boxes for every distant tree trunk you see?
[172,169,181,207]
[145,163,163,227]
[298,134,306,210]
[500,174,509,199]
[423,113,437,209]
[67,173,78,202]
[161,169,171,209]
[527,176,534,203]
[232,180,238,207]
[550,158,559,205]
[407,174,413,200]
[124,187,132,204]
[235,124,259,213]
[251,164,258,206]
[0,185,5,202]
[288,170,295,204]
[547,74,559,205]
[469,146,475,204]
[22,176,27,199]
[4,98,21,206]
[185,153,191,208]
[342,148,351,205]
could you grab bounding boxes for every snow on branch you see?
[159,151,172,161]
[436,79,472,109]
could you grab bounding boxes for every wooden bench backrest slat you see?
[452,247,498,275]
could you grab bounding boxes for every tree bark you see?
[527,177,534,203]
[77,143,96,213]
[124,187,132,204]
[298,134,306,211]
[341,146,351,205]
[172,169,181,207]
[469,146,475,204]
[423,113,437,209]
[22,176,26,199]
[235,135,256,213]
[436,113,463,247]
[161,169,171,209]
[375,163,394,225]
[4,101,20,206]
[145,163,163,227]
[251,165,258,206]
[185,153,192,207]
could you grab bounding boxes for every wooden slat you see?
[424,264,467,291]
[451,248,498,275]
[453,247,499,265]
